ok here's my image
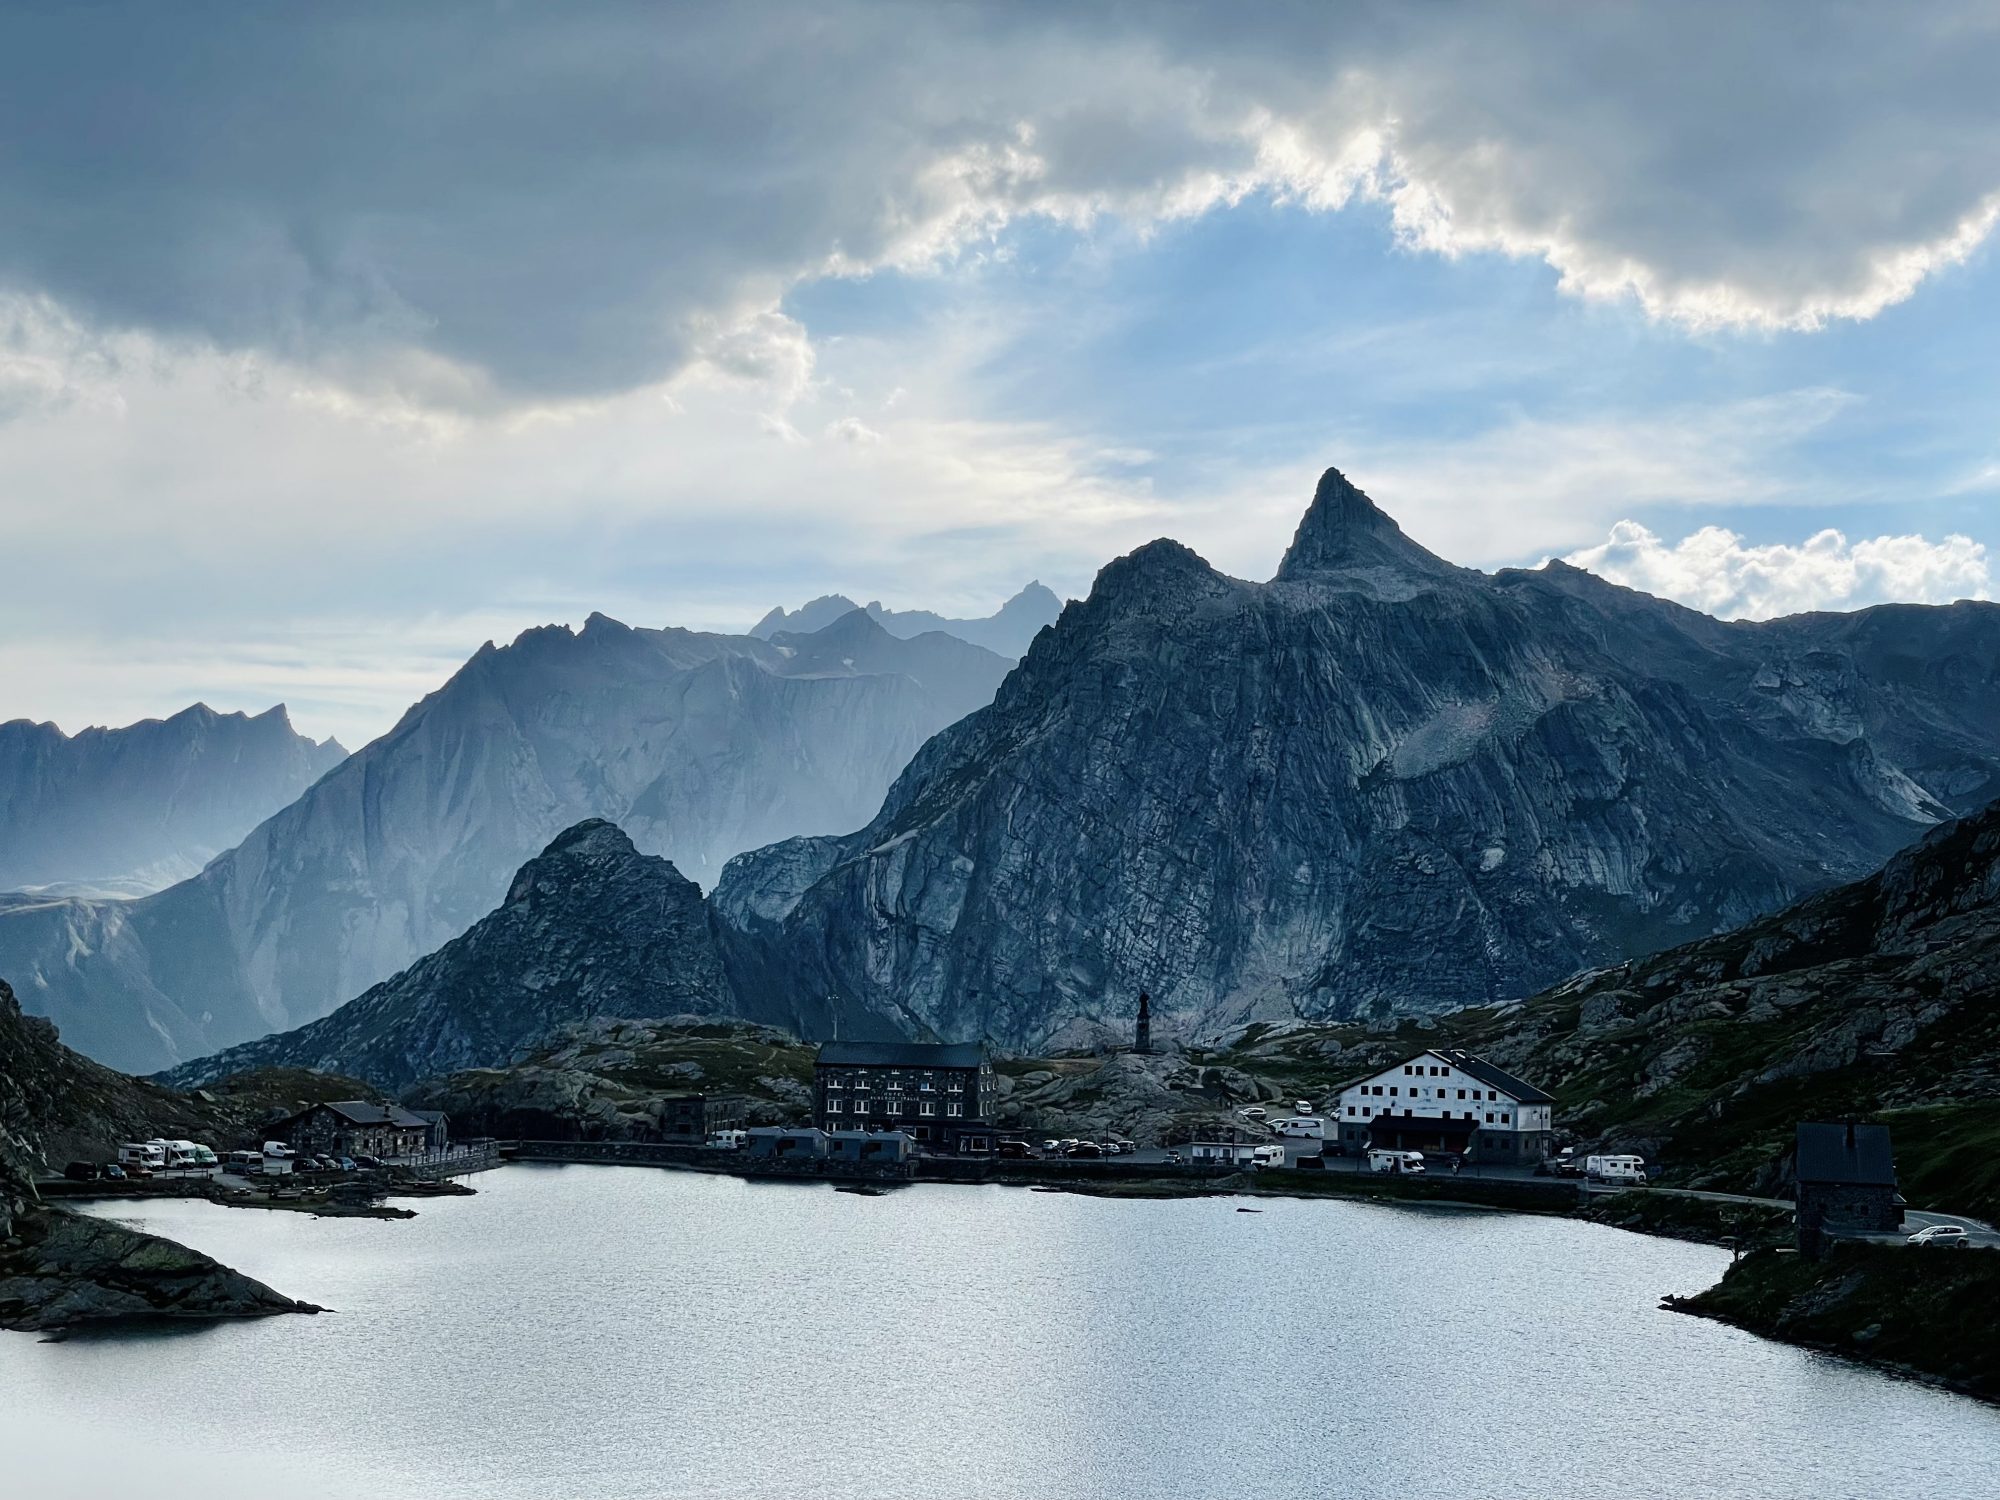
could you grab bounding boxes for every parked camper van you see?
[1367,1149,1426,1175]
[1250,1145,1286,1169]
[168,1139,218,1172]
[149,1138,200,1170]
[1586,1154,1648,1186]
[707,1130,748,1151]
[118,1142,165,1171]
[1273,1117,1324,1139]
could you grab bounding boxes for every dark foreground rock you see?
[1671,1243,2000,1404]
[0,1205,320,1333]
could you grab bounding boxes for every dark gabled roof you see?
[1796,1122,1896,1187]
[816,1041,987,1069]
[1431,1049,1554,1105]
[313,1100,431,1129]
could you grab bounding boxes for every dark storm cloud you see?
[0,2,1995,404]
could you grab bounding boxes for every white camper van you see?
[707,1130,748,1151]
[1586,1154,1648,1186]
[1250,1144,1287,1169]
[168,1140,218,1172]
[1367,1149,1426,1175]
[1273,1117,1324,1139]
[117,1142,165,1171]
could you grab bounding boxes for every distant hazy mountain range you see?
[0,609,1011,1073]
[752,582,1062,659]
[714,469,2000,1051]
[0,704,344,898]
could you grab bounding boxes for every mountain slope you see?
[0,704,344,897]
[753,582,1062,658]
[0,612,1011,1074]
[717,468,2000,1051]
[161,821,764,1094]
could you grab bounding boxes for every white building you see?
[1188,1140,1260,1165]
[1331,1048,1554,1165]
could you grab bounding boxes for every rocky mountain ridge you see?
[752,581,1062,659]
[715,468,2000,1051]
[0,703,344,898]
[0,609,1011,1073]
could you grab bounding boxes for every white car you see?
[1294,1100,1313,1116]
[1242,1106,1268,1121]
[1908,1224,1970,1248]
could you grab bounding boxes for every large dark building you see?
[813,1041,998,1154]
[277,1100,432,1160]
[1795,1121,1901,1254]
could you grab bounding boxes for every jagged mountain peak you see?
[1274,466,1453,581]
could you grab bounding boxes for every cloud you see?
[1564,520,1992,619]
[0,5,1995,409]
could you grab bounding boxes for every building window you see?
[828,1100,843,1115]
[1390,1087,1399,1097]
[948,1103,963,1117]
[920,1102,936,1117]
[1485,1112,1494,1123]
[1362,1106,1372,1117]
[1502,1115,1511,1126]
[1456,1089,1465,1099]
[1346,1106,1356,1116]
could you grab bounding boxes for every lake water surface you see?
[3,1164,1995,1499]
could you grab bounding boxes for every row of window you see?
[1404,1064,1453,1077]
[1346,1105,1515,1125]
[1353,1084,1504,1102]
[823,1079,966,1093]
[824,1100,966,1118]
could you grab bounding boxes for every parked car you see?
[1040,1140,1060,1153]
[1065,1142,1104,1159]
[298,1156,327,1172]
[63,1160,101,1181]
[1294,1100,1314,1116]
[102,1162,127,1180]
[354,1155,383,1170]
[1242,1106,1268,1121]
[1908,1225,1971,1248]
[1104,1139,1135,1156]
[335,1156,358,1172]
[1163,1150,1184,1165]
[996,1139,1037,1160]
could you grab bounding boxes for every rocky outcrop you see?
[0,703,344,898]
[0,1207,318,1333]
[1,609,1012,1073]
[718,468,2000,1051]
[163,822,757,1093]
[404,1015,816,1139]
[0,978,318,1332]
[752,582,1062,659]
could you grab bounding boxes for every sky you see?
[2,2,1997,749]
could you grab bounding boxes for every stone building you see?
[655,1094,744,1142]
[1795,1121,1901,1254]
[277,1100,431,1160]
[813,1041,998,1153]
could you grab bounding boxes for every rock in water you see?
[716,467,2000,1050]
[164,821,746,1093]
[0,1209,320,1333]
[0,609,1011,1073]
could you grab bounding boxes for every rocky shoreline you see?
[0,1205,321,1336]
